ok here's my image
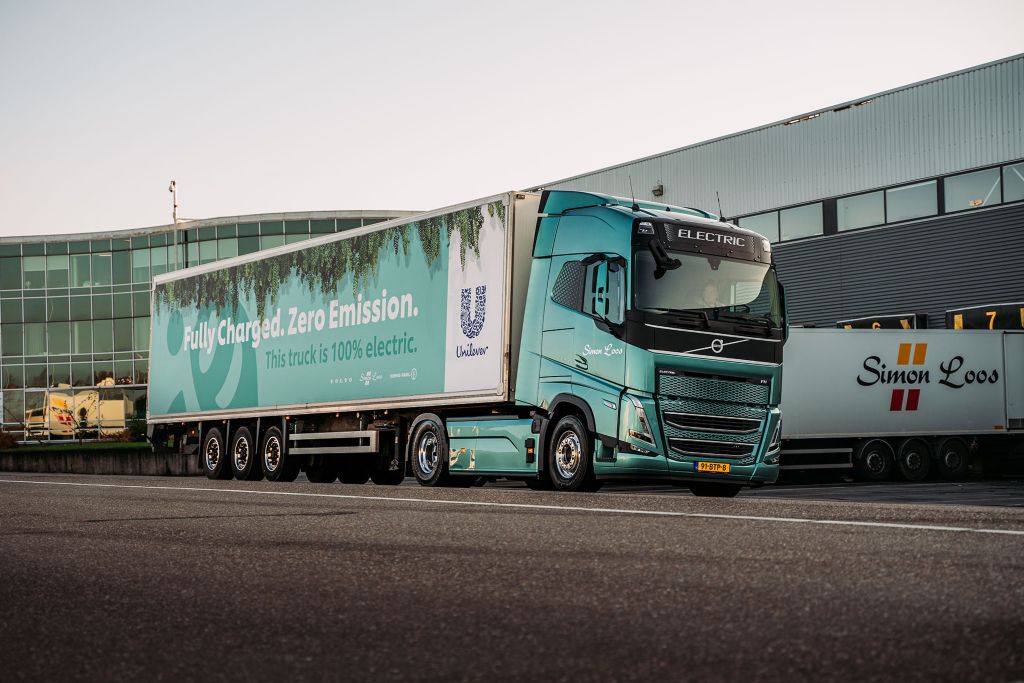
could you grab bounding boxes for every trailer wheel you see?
[853,439,894,482]
[934,437,969,480]
[202,427,231,480]
[230,427,262,481]
[896,438,932,482]
[337,458,371,484]
[547,415,599,492]
[688,483,742,498]
[369,466,404,486]
[261,426,300,482]
[410,417,450,487]
[305,457,338,483]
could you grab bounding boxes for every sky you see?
[0,0,1022,238]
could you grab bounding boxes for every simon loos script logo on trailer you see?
[856,343,1000,411]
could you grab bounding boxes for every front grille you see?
[663,412,760,434]
[668,439,755,458]
[658,372,769,405]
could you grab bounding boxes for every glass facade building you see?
[0,211,411,440]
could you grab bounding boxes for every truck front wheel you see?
[202,427,231,480]
[261,426,300,482]
[410,417,450,487]
[547,415,599,492]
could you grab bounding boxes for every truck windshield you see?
[634,251,782,327]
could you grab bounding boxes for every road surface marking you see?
[1,477,1022,536]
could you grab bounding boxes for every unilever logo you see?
[460,286,486,338]
[457,285,488,358]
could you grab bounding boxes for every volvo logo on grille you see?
[711,339,725,354]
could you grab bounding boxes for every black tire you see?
[934,437,970,480]
[547,414,598,492]
[410,417,450,487]
[261,426,300,482]
[688,482,742,498]
[853,439,894,482]
[524,477,554,491]
[230,427,262,481]
[305,457,338,484]
[896,438,932,482]
[369,465,405,486]
[337,458,371,484]
[202,427,231,480]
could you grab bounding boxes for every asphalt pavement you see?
[1,473,1022,682]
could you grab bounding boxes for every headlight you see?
[763,417,782,465]
[625,394,655,445]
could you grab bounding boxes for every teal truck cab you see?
[500,191,786,496]
[149,190,785,495]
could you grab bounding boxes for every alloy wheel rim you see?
[264,436,281,473]
[418,431,438,476]
[205,439,221,471]
[555,431,582,480]
[234,438,250,472]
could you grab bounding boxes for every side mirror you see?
[778,282,789,344]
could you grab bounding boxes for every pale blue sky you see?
[1,0,1021,237]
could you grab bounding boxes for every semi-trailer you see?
[147,190,788,496]
[779,328,1024,480]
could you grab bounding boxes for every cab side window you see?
[552,256,625,326]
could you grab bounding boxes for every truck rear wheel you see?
[410,417,451,487]
[547,415,599,492]
[853,439,894,482]
[202,427,231,480]
[338,458,372,484]
[934,437,969,480]
[896,438,932,482]
[305,457,338,483]
[261,426,300,482]
[230,427,262,481]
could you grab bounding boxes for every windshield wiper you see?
[715,311,777,336]
[647,308,710,329]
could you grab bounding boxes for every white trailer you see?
[779,328,1024,480]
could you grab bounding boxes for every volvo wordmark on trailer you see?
[779,328,1024,480]
[148,191,787,496]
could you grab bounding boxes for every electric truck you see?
[147,190,787,496]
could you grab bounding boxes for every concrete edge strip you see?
[1,478,1022,537]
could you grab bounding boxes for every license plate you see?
[695,461,731,474]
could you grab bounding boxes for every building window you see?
[46,254,69,288]
[132,249,151,282]
[70,254,91,286]
[1004,162,1024,203]
[738,212,780,242]
[945,167,1001,212]
[0,258,21,290]
[885,180,937,222]
[1,324,23,356]
[779,203,822,241]
[199,241,217,265]
[837,191,884,231]
[112,251,131,285]
[24,323,46,355]
[23,256,45,289]
[92,253,113,286]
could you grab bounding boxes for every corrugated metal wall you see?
[543,56,1024,217]
[772,203,1024,328]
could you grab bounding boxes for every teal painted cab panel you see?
[447,419,536,475]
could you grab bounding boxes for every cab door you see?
[569,256,627,443]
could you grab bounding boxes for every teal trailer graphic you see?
[148,200,509,420]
